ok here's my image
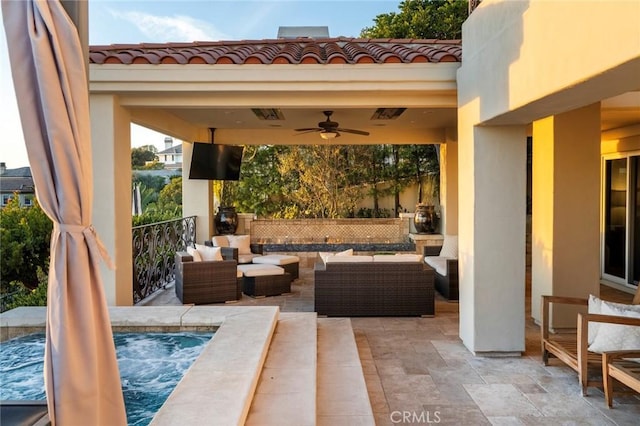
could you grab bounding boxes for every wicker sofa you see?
[174,251,240,304]
[314,254,435,316]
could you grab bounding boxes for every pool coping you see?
[0,305,280,426]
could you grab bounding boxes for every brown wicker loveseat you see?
[314,256,435,316]
[175,251,240,304]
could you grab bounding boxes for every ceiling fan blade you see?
[294,128,321,135]
[337,128,370,136]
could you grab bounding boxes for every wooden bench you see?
[540,286,640,396]
[602,350,640,407]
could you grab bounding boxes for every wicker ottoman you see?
[237,264,292,297]
[252,254,300,280]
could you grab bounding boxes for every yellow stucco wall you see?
[460,0,640,125]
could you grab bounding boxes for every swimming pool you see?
[0,331,213,426]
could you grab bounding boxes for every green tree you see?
[143,176,182,218]
[278,145,364,218]
[361,0,468,40]
[133,173,167,193]
[234,145,297,217]
[0,196,52,290]
[5,267,48,311]
[131,147,158,169]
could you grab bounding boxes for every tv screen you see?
[189,142,244,180]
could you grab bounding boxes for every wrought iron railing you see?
[132,216,196,304]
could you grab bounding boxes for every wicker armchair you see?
[174,251,240,304]
[423,244,459,301]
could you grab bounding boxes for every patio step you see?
[316,318,375,426]
[245,312,318,426]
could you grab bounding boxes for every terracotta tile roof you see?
[89,37,461,65]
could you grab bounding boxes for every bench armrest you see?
[540,295,588,341]
[423,245,442,257]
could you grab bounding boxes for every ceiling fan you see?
[294,111,370,140]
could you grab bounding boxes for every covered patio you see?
[3,0,639,424]
[88,0,640,358]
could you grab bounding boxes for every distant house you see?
[156,137,182,170]
[0,162,35,207]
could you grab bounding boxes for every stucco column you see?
[89,94,133,306]
[531,104,601,328]
[440,128,458,235]
[458,124,527,355]
[182,142,215,244]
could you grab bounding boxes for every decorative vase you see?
[214,206,238,235]
[414,205,439,234]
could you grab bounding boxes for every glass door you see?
[603,155,640,287]
[604,159,627,279]
[632,156,639,285]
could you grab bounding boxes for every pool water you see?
[0,332,213,426]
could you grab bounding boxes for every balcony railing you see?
[132,216,196,304]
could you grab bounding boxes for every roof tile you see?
[89,37,462,66]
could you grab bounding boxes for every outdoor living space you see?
[143,264,640,425]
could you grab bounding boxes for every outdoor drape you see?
[2,1,127,424]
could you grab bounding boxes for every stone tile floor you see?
[145,267,640,425]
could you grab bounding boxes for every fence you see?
[132,216,196,304]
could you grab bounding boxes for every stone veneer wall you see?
[250,218,409,244]
[232,214,444,260]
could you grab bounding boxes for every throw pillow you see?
[335,248,353,256]
[211,236,230,247]
[186,246,202,262]
[439,235,458,259]
[195,244,223,261]
[226,235,251,255]
[588,302,640,353]
[588,295,640,344]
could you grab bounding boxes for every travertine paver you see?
[145,266,640,425]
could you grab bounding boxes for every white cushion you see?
[325,255,373,263]
[439,235,458,259]
[237,264,284,277]
[195,244,223,261]
[238,253,261,264]
[211,236,230,247]
[226,234,251,254]
[336,248,353,256]
[424,256,447,276]
[588,295,640,344]
[186,246,202,262]
[253,254,300,266]
[319,249,353,264]
[373,254,422,263]
[588,302,640,353]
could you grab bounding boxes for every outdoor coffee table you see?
[237,264,292,297]
[251,254,300,280]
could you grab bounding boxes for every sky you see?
[0,0,400,169]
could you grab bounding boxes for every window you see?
[2,194,12,206]
[23,197,33,207]
[603,154,640,287]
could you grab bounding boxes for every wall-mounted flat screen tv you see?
[188,142,244,180]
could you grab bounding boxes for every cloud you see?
[109,9,230,42]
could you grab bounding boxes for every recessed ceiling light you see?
[371,108,407,120]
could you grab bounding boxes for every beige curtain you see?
[2,0,127,424]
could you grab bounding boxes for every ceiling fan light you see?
[320,131,338,140]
